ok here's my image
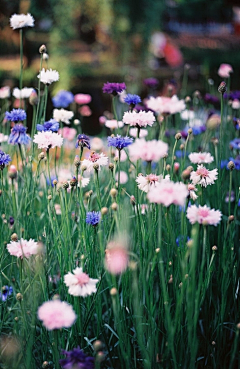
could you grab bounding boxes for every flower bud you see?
[130,195,136,206]
[70,177,77,187]
[74,155,81,167]
[227,161,235,171]
[228,215,234,223]
[180,144,185,150]
[93,340,104,352]
[111,202,118,211]
[11,233,18,241]
[212,245,217,251]
[110,287,118,296]
[47,195,52,201]
[93,163,99,171]
[42,362,49,368]
[101,207,108,215]
[175,132,182,140]
[74,119,80,125]
[39,45,47,54]
[38,152,45,161]
[109,163,114,171]
[110,188,118,198]
[16,293,23,301]
[29,90,39,106]
[8,165,17,179]
[218,81,227,94]
[42,53,49,60]
[53,179,58,186]
[62,182,69,190]
[188,128,193,134]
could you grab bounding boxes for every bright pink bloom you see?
[59,127,77,141]
[74,93,92,105]
[7,238,39,258]
[79,105,92,116]
[147,180,188,207]
[218,64,233,78]
[128,138,168,162]
[190,165,218,187]
[38,300,77,330]
[187,204,222,226]
[105,242,128,275]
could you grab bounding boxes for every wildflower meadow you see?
[1,11,240,369]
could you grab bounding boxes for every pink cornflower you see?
[129,128,148,138]
[147,180,188,207]
[59,127,77,141]
[64,267,99,297]
[128,138,168,162]
[190,165,218,187]
[79,105,92,117]
[136,173,165,193]
[122,110,155,127]
[74,93,92,105]
[188,183,198,201]
[188,152,214,164]
[187,204,222,226]
[33,131,63,149]
[218,64,233,78]
[81,152,108,172]
[38,300,77,330]
[115,171,128,184]
[105,241,128,275]
[105,120,124,130]
[146,95,185,115]
[7,238,39,258]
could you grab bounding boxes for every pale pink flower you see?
[105,242,128,275]
[122,110,155,127]
[64,267,98,297]
[186,204,222,226]
[147,180,188,207]
[91,137,104,151]
[79,105,92,117]
[129,128,148,138]
[115,149,127,162]
[33,131,63,149]
[99,116,106,125]
[190,165,218,187]
[7,238,39,258]
[81,152,108,172]
[78,175,90,188]
[188,184,198,201]
[59,127,77,141]
[54,204,61,215]
[218,64,233,78]
[146,95,185,115]
[128,138,168,162]
[38,300,77,330]
[0,86,10,99]
[136,173,163,193]
[115,171,128,184]
[74,93,92,105]
[232,99,240,110]
[105,120,124,129]
[188,152,214,164]
[53,108,74,124]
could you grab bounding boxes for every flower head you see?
[122,110,155,128]
[187,204,222,226]
[190,165,218,187]
[7,238,39,258]
[10,13,34,29]
[37,68,59,85]
[8,124,31,145]
[124,94,141,106]
[143,78,158,88]
[74,93,92,105]
[5,109,26,122]
[107,135,133,150]
[0,150,11,169]
[136,173,165,193]
[230,138,240,150]
[86,211,101,226]
[147,179,188,207]
[218,64,233,79]
[38,300,77,330]
[0,86,10,99]
[105,241,128,275]
[37,119,59,132]
[81,152,108,172]
[52,90,74,108]
[146,95,186,115]
[75,134,90,149]
[0,286,13,302]
[129,128,148,138]
[105,120,124,130]
[64,267,99,297]
[33,131,63,149]
[188,152,214,164]
[59,347,95,369]
[102,82,126,95]
[128,138,168,162]
[53,108,74,124]
[13,87,33,99]
[59,127,77,141]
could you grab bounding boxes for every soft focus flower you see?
[146,95,186,115]
[206,114,221,130]
[0,286,13,302]
[75,134,91,149]
[108,135,133,150]
[147,180,188,207]
[78,175,90,188]
[59,127,77,141]
[38,300,77,330]
[187,204,222,226]
[230,138,240,150]
[124,94,141,106]
[218,64,233,79]
[79,105,92,117]
[0,133,9,143]
[188,183,198,201]
[38,68,59,85]
[0,150,11,169]
[74,93,92,105]
[37,119,59,132]
[105,120,124,130]
[115,171,128,184]
[102,82,126,95]
[59,347,95,369]
[7,238,39,258]
[129,128,148,138]
[232,99,240,110]
[136,173,165,193]
[105,241,128,275]
[8,124,31,145]
[5,109,26,122]
[64,267,98,297]
[13,87,33,99]
[190,165,218,187]
[122,110,155,128]
[86,211,101,226]
[188,152,214,164]
[0,86,10,99]
[33,131,63,149]
[91,137,103,151]
[81,152,108,172]
[181,110,195,121]
[53,108,74,124]
[10,13,34,29]
[143,78,158,88]
[99,116,106,125]
[128,138,168,162]
[115,149,127,162]
[52,90,74,108]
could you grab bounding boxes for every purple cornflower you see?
[52,90,74,108]
[75,134,90,149]
[37,119,59,132]
[124,94,141,106]
[204,93,220,105]
[143,78,158,88]
[108,135,133,150]
[230,138,240,150]
[9,216,14,226]
[102,82,126,95]
[8,124,31,145]
[0,150,11,169]
[59,347,95,369]
[0,286,13,302]
[86,211,101,226]
[5,109,26,122]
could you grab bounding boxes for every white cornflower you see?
[105,120,124,129]
[122,110,155,128]
[37,68,59,85]
[81,152,108,172]
[136,173,169,193]
[188,152,214,164]
[53,109,74,124]
[10,13,34,30]
[33,131,63,149]
[190,165,218,187]
[188,184,198,201]
[0,86,10,99]
[13,87,34,99]
[64,267,99,297]
[129,128,148,138]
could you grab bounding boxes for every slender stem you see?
[19,29,23,102]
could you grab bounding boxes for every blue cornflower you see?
[222,156,240,170]
[102,82,126,95]
[8,124,31,145]
[233,117,240,130]
[124,94,141,106]
[86,211,101,226]
[107,135,133,150]
[37,119,59,132]
[176,235,190,248]
[52,90,74,108]
[59,347,95,369]
[230,138,240,150]
[75,134,91,149]
[5,109,26,122]
[0,150,11,169]
[0,286,13,302]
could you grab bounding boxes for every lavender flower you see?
[108,135,133,150]
[52,90,74,108]
[0,286,13,302]
[37,119,59,132]
[0,150,11,169]
[143,78,158,88]
[5,109,26,122]
[86,211,101,226]
[102,82,126,95]
[75,134,90,149]
[124,94,141,106]
[59,347,95,369]
[230,138,240,150]
[8,124,31,145]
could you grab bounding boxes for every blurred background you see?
[0,0,240,133]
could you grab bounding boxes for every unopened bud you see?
[39,44,47,54]
[175,132,182,140]
[74,119,80,125]
[16,293,23,301]
[188,128,193,134]
[130,195,136,206]
[110,287,118,296]
[8,165,17,179]
[38,152,45,161]
[42,53,49,60]
[70,177,77,187]
[62,182,69,190]
[47,195,52,201]
[93,163,99,171]
[42,361,49,368]
[111,202,118,211]
[228,215,234,223]
[227,161,235,171]
[101,207,108,215]
[11,233,18,241]
[109,163,114,171]
[212,245,217,251]
[180,144,185,150]
[218,81,227,94]
[74,156,81,167]
[185,96,191,103]
[53,179,58,186]
[166,164,171,172]
[93,340,104,352]
[110,188,118,198]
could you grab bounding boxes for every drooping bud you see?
[218,81,227,94]
[39,44,47,54]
